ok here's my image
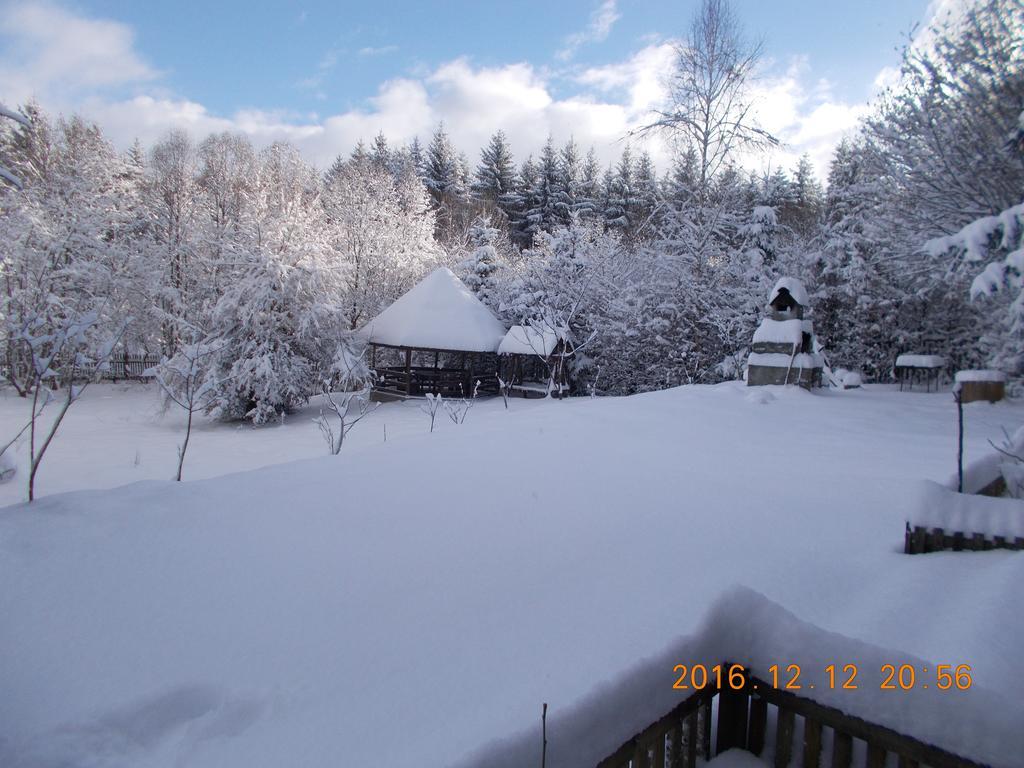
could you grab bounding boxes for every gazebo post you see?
[405,348,412,397]
[371,344,377,369]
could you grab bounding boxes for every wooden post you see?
[669,720,682,768]
[802,719,822,768]
[699,699,712,758]
[747,696,767,754]
[866,744,886,768]
[685,710,698,767]
[716,681,748,753]
[955,389,964,493]
[652,727,664,768]
[632,741,646,768]
[405,348,412,397]
[830,732,852,768]
[774,709,794,768]
[541,702,547,768]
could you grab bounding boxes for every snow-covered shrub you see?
[202,144,342,424]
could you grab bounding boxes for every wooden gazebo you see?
[360,267,507,401]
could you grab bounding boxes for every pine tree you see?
[576,148,603,221]
[790,153,823,237]
[523,137,560,241]
[425,123,459,200]
[459,215,503,308]
[472,130,517,211]
[370,132,391,172]
[554,138,582,225]
[632,150,659,237]
[510,155,538,247]
[604,146,634,231]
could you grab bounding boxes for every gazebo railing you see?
[375,366,498,399]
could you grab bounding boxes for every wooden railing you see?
[374,366,499,398]
[597,666,986,768]
[905,523,1024,554]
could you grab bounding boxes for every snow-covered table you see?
[894,354,946,392]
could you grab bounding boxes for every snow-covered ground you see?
[1,382,1023,767]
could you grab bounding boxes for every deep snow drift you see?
[1,382,1022,767]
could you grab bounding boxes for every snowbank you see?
[751,318,803,345]
[912,481,1024,539]
[498,325,560,356]
[2,383,1023,767]
[453,587,1023,768]
[831,369,863,389]
[768,277,809,308]
[955,369,1006,383]
[895,354,946,368]
[359,267,507,352]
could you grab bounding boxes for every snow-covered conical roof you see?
[360,267,507,352]
[769,277,809,307]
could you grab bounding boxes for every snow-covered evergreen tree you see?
[459,215,504,309]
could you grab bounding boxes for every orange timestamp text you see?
[672,663,973,692]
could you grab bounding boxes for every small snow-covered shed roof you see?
[768,277,809,308]
[360,267,507,352]
[498,325,561,356]
[895,354,946,369]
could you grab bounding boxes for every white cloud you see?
[740,59,870,181]
[557,0,621,61]
[0,0,156,104]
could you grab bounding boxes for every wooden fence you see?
[103,353,160,381]
[596,666,985,768]
[905,523,1024,554]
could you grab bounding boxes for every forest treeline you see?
[1,0,1021,424]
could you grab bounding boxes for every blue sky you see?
[0,0,949,178]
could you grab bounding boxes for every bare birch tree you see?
[638,0,776,190]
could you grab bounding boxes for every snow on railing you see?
[906,481,1024,553]
[451,588,1021,768]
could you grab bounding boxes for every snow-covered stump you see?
[954,370,1006,404]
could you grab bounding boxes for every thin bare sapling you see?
[152,341,224,481]
[20,311,123,501]
[316,342,377,455]
[444,380,480,425]
[420,392,442,433]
